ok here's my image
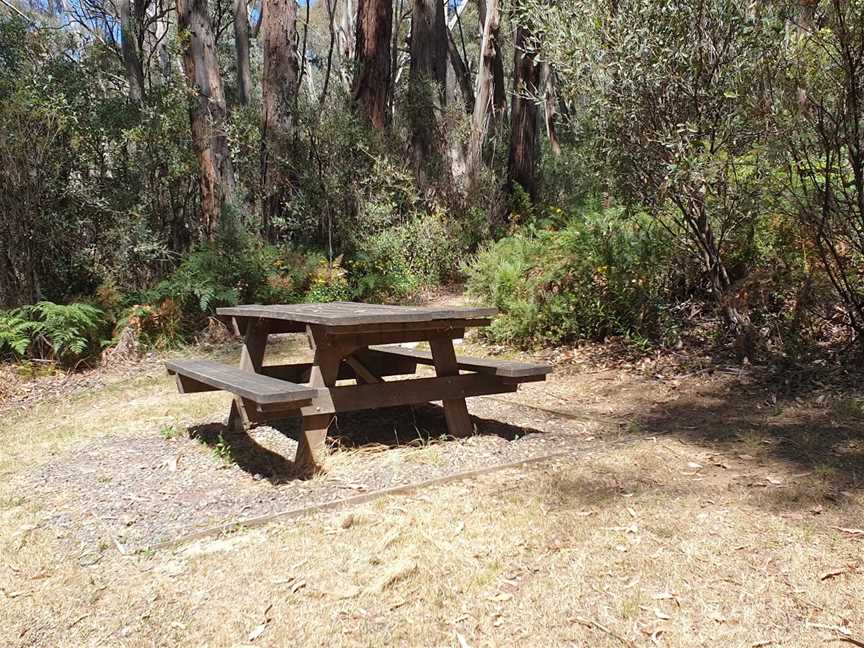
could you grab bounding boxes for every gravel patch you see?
[18,396,609,553]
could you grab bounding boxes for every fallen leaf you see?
[486,592,513,603]
[2,589,26,599]
[247,622,267,642]
[290,579,306,594]
[366,560,416,594]
[340,514,354,530]
[820,568,847,581]
[654,609,671,620]
[68,613,90,629]
[687,462,703,470]
[320,583,360,599]
[456,633,471,648]
[766,476,784,486]
[652,591,677,601]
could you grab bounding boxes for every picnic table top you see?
[216,302,498,327]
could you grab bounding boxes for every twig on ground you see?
[571,616,637,648]
[807,621,864,645]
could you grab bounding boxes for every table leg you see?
[429,337,474,438]
[294,345,343,475]
[227,319,269,433]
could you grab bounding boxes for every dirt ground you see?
[1,328,863,647]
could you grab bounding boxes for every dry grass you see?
[2,431,863,647]
[2,337,864,647]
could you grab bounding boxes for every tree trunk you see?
[118,0,145,103]
[338,0,356,88]
[447,28,474,112]
[176,0,236,240]
[540,62,561,156]
[150,0,173,81]
[477,0,506,122]
[466,0,500,183]
[233,0,253,104]
[351,0,393,130]
[260,0,299,236]
[507,20,541,200]
[409,0,447,185]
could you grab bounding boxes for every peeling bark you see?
[177,0,236,239]
[409,0,447,185]
[540,62,561,156]
[260,0,299,235]
[233,0,252,104]
[466,0,500,183]
[507,19,541,200]
[351,0,393,130]
[118,0,145,103]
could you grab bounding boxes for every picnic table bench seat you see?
[166,359,317,405]
[367,345,551,382]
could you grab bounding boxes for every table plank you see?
[216,302,497,326]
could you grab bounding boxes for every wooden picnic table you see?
[166,302,550,474]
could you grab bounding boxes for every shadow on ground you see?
[632,363,864,494]
[189,403,540,483]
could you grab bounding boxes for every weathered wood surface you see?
[293,342,343,474]
[368,345,552,379]
[166,359,316,404]
[216,301,497,326]
[167,302,544,476]
[253,373,518,418]
[228,318,269,431]
[429,337,474,437]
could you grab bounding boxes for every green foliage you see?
[0,309,30,357]
[144,216,274,318]
[465,207,678,347]
[1,302,106,364]
[160,424,182,440]
[213,433,234,463]
[349,213,462,301]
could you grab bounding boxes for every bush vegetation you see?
[2,0,864,366]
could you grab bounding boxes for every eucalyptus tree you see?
[351,0,393,129]
[260,0,299,234]
[507,7,541,200]
[408,0,448,185]
[176,0,236,240]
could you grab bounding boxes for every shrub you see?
[348,213,463,301]
[350,232,420,301]
[464,207,679,347]
[0,309,30,358]
[3,301,107,365]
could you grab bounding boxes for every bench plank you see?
[166,359,317,404]
[367,345,551,379]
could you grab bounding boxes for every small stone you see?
[340,514,354,529]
